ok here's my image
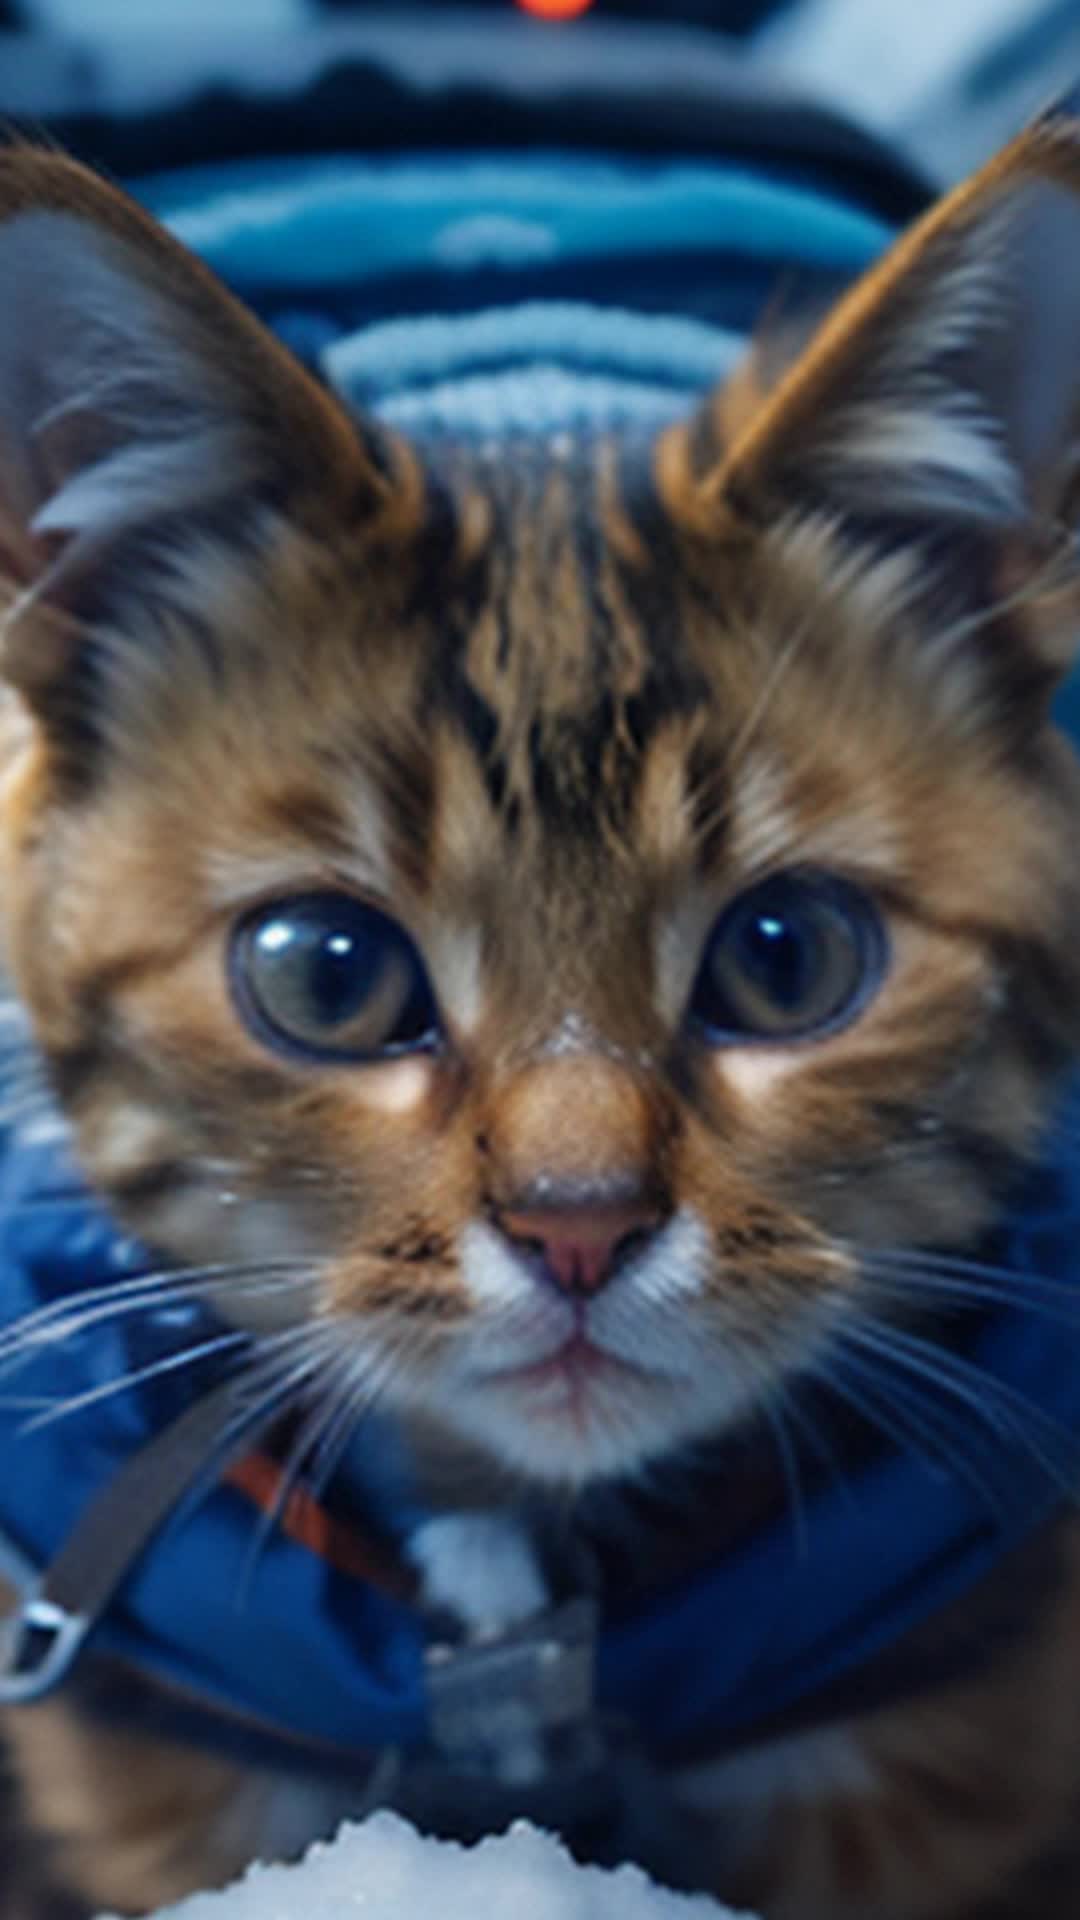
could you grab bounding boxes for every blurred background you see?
[0,0,1077,184]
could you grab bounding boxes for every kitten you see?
[2,108,1080,1920]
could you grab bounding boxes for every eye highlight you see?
[689,872,886,1044]
[230,893,440,1063]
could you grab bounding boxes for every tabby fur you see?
[2,111,1080,1917]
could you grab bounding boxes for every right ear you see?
[0,148,413,704]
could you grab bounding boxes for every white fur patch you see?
[87,1099,176,1182]
[716,1044,804,1107]
[348,1057,434,1114]
[407,1511,549,1638]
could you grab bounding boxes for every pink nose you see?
[498,1199,660,1298]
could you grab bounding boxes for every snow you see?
[113,1813,755,1920]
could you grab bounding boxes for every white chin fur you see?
[417,1210,758,1489]
[436,1360,719,1488]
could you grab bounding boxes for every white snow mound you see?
[110,1811,756,1919]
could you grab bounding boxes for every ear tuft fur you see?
[668,107,1080,550]
[0,149,400,667]
[0,212,260,560]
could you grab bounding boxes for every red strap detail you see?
[226,1453,418,1604]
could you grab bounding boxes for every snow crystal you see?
[116,1812,755,1920]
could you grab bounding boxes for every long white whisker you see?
[858,1242,1080,1292]
[725,607,820,786]
[234,1343,364,1598]
[756,1385,811,1560]
[157,1325,350,1528]
[305,1344,415,1503]
[834,1315,1078,1494]
[297,1316,456,1509]
[0,1259,324,1373]
[925,534,1075,659]
[844,1317,1054,1436]
[856,1260,1080,1324]
[820,1345,1010,1516]
[15,1329,250,1431]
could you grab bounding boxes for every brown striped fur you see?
[3,108,1080,1916]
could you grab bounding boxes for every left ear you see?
[665,99,1080,653]
[0,147,413,719]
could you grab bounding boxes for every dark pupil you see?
[305,928,369,1026]
[252,916,383,1029]
[734,908,818,1010]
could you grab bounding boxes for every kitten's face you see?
[2,136,1080,1488]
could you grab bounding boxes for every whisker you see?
[305,1331,432,1501]
[853,1246,1080,1323]
[835,1316,1079,1495]
[772,1373,855,1492]
[820,1345,1010,1516]
[721,1338,854,1558]
[158,1325,350,1532]
[235,1337,362,1599]
[725,609,820,785]
[857,1262,1080,1322]
[927,534,1077,659]
[0,1259,324,1373]
[755,1383,811,1560]
[840,1318,1024,1438]
[859,1244,1077,1288]
[15,1329,250,1431]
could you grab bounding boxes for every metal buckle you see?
[0,1590,89,1704]
[424,1597,605,1788]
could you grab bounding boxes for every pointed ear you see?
[0,148,411,701]
[662,101,1080,662]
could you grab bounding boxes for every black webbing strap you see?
[0,1376,248,1704]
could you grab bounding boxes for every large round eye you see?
[231,894,440,1062]
[690,872,886,1044]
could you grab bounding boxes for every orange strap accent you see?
[226,1453,418,1604]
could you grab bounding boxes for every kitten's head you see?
[1,131,1080,1488]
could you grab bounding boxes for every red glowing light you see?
[516,0,595,19]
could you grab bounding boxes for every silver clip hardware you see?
[424,1596,605,1788]
[0,1531,89,1705]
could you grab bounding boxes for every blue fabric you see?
[324,302,746,435]
[2,1093,1080,1761]
[0,1131,430,1755]
[139,155,893,291]
[130,152,892,441]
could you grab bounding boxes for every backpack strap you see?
[0,1375,249,1703]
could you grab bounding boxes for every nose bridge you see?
[485,1051,661,1207]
